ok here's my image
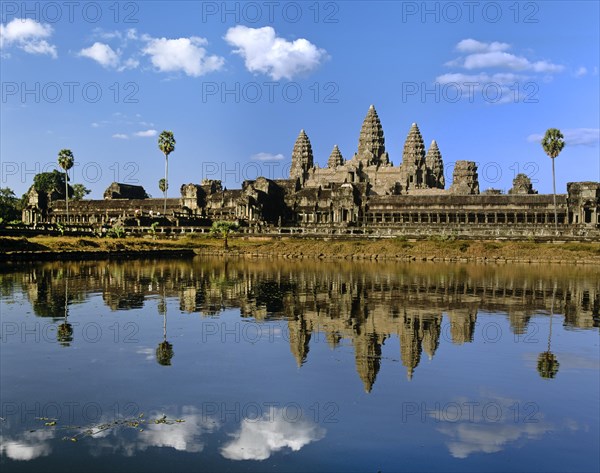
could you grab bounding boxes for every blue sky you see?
[1,0,599,198]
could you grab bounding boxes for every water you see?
[1,258,598,472]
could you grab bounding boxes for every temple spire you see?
[425,139,445,189]
[355,105,389,167]
[290,129,314,183]
[327,145,344,168]
[401,123,426,190]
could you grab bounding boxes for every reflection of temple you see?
[10,258,599,390]
[21,106,600,239]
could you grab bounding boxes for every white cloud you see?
[437,72,524,84]
[224,26,327,80]
[527,128,599,147]
[92,28,138,42]
[447,39,563,73]
[575,66,588,77]
[436,39,565,104]
[134,129,157,137]
[120,57,139,70]
[456,39,510,53]
[112,133,129,139]
[0,18,57,58]
[142,36,224,77]
[251,152,285,161]
[462,52,560,72]
[435,72,530,104]
[82,29,140,71]
[220,408,325,461]
[79,42,120,68]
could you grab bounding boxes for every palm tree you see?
[541,129,565,234]
[211,221,239,249]
[57,149,74,222]
[159,178,168,200]
[158,131,176,215]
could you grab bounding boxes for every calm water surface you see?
[1,258,598,472]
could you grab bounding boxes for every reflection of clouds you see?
[136,347,155,361]
[1,406,325,463]
[431,395,554,459]
[0,429,54,461]
[90,406,218,456]
[221,408,325,461]
[439,422,551,459]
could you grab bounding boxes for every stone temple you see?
[22,105,600,238]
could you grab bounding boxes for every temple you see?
[22,105,600,238]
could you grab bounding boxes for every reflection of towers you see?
[180,286,198,313]
[399,314,421,381]
[508,310,532,335]
[422,315,442,360]
[353,331,385,393]
[398,313,442,380]
[288,317,312,367]
[446,308,477,344]
[325,331,342,349]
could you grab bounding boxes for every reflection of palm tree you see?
[537,286,559,379]
[57,271,73,347]
[156,287,174,366]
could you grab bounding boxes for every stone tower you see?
[449,161,480,195]
[425,140,445,189]
[290,129,314,184]
[401,123,427,191]
[509,173,537,194]
[355,105,390,167]
[327,145,344,168]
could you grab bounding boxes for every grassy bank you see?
[1,235,600,264]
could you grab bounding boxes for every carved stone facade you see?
[22,105,600,235]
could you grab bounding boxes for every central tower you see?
[354,105,390,167]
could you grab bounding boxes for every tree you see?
[0,188,20,222]
[71,184,91,201]
[158,178,168,199]
[158,131,176,214]
[33,170,66,195]
[211,221,239,249]
[155,287,174,366]
[541,129,565,234]
[537,287,559,379]
[57,149,75,221]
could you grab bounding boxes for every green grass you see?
[1,235,600,264]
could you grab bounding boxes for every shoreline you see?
[1,235,599,265]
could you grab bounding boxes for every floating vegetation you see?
[32,414,186,442]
